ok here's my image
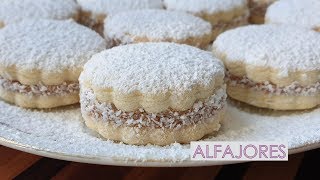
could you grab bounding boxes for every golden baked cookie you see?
[265,0,320,31]
[76,0,163,35]
[104,9,213,49]
[248,0,277,24]
[0,19,106,108]
[79,42,227,145]
[164,0,249,39]
[213,24,320,110]
[0,0,79,27]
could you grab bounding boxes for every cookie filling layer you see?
[226,72,320,96]
[80,87,227,130]
[0,76,79,96]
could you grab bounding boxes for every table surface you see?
[0,146,318,180]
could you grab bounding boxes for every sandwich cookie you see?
[248,0,277,24]
[104,9,213,48]
[213,25,320,110]
[0,19,106,108]
[266,0,320,31]
[0,0,79,28]
[163,0,249,39]
[79,43,227,145]
[76,0,163,35]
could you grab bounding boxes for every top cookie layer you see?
[81,42,224,94]
[80,43,225,113]
[77,0,163,15]
[0,19,106,85]
[0,0,79,26]
[104,9,212,43]
[213,24,320,86]
[265,0,320,30]
[164,0,247,14]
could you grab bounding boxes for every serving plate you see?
[0,100,319,167]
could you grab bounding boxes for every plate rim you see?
[1,136,319,167]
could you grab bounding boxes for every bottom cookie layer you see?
[227,84,320,110]
[80,86,227,145]
[83,108,224,146]
[0,88,79,108]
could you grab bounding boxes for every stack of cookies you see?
[0,0,319,146]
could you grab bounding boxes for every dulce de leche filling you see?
[80,88,227,130]
[226,71,320,96]
[0,76,79,96]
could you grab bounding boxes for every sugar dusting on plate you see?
[0,100,319,163]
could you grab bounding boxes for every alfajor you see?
[266,0,320,31]
[0,0,79,28]
[248,0,277,24]
[163,0,249,39]
[213,25,320,110]
[76,0,163,35]
[104,9,213,49]
[0,19,106,108]
[79,43,227,145]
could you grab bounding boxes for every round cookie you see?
[0,19,106,108]
[76,0,163,35]
[0,0,79,28]
[163,0,249,39]
[213,24,320,110]
[248,0,277,24]
[265,0,320,31]
[79,42,227,145]
[104,9,213,49]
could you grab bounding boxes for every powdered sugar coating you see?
[80,43,225,94]
[0,19,106,72]
[266,0,320,29]
[77,0,163,15]
[164,0,247,14]
[0,0,79,25]
[214,24,320,72]
[104,9,212,42]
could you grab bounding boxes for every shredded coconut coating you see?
[0,76,79,96]
[104,9,212,42]
[0,0,79,25]
[164,0,247,14]
[0,19,106,72]
[81,87,226,129]
[80,43,225,94]
[77,0,163,15]
[266,0,320,29]
[214,24,320,72]
[226,72,320,96]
